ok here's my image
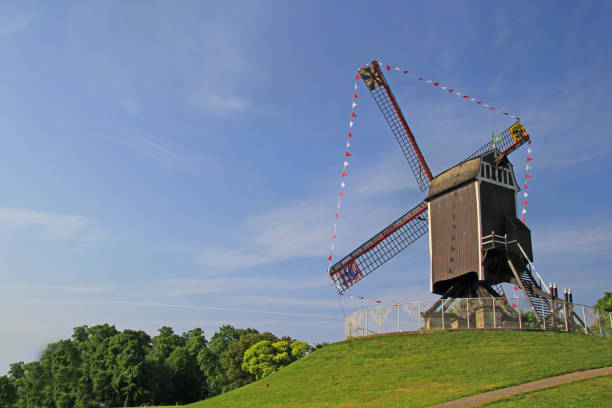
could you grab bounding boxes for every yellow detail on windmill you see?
[510,121,527,143]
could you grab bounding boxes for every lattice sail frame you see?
[463,121,528,162]
[329,62,530,294]
[359,62,433,192]
[330,202,428,293]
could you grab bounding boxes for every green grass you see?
[157,331,612,407]
[482,374,612,407]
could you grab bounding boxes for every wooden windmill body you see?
[329,60,563,326]
[426,150,533,299]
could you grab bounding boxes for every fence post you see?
[397,304,401,333]
[442,301,445,330]
[380,304,383,334]
[582,306,588,334]
[418,302,421,331]
[467,299,470,329]
[493,298,496,329]
[518,297,523,330]
[563,301,569,332]
[597,311,604,337]
[366,308,369,335]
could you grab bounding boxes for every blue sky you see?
[1,1,612,373]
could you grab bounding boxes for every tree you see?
[151,326,185,361]
[197,347,225,396]
[595,292,612,312]
[16,361,53,408]
[198,325,258,395]
[167,346,203,404]
[241,341,276,380]
[106,329,153,406]
[222,332,279,390]
[41,339,82,408]
[79,324,120,406]
[183,328,208,358]
[0,375,18,407]
[242,340,313,380]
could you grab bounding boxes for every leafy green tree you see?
[151,326,185,361]
[595,292,612,312]
[41,339,82,407]
[183,328,208,358]
[16,361,53,408]
[197,347,225,396]
[197,325,257,395]
[242,340,313,380]
[78,324,120,406]
[208,325,257,355]
[0,375,18,407]
[520,311,540,329]
[5,363,24,408]
[167,346,203,404]
[107,329,153,406]
[222,332,278,390]
[290,340,312,359]
[241,341,276,380]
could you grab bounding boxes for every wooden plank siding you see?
[429,182,481,295]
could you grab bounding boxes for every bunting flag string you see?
[376,61,521,121]
[327,79,360,272]
[520,143,534,223]
[339,293,384,304]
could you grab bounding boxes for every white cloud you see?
[0,284,113,294]
[22,298,341,319]
[0,14,32,38]
[121,134,217,171]
[159,277,329,297]
[199,152,424,271]
[0,208,107,241]
[188,93,252,116]
[534,221,612,259]
[351,153,418,197]
[226,295,340,309]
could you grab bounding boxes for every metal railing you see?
[345,297,612,339]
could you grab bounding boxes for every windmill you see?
[328,60,562,327]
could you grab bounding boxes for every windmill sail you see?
[329,202,428,293]
[463,121,530,162]
[359,61,433,192]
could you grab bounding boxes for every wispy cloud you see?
[23,298,341,319]
[535,221,612,258]
[227,295,340,309]
[0,14,32,38]
[159,277,329,297]
[188,93,252,116]
[0,208,107,241]
[199,152,424,271]
[0,284,113,294]
[120,134,217,171]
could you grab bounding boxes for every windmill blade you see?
[359,61,433,192]
[463,121,530,162]
[329,202,428,293]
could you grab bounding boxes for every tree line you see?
[0,324,315,407]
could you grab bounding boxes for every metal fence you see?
[345,297,612,339]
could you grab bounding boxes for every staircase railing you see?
[515,242,550,294]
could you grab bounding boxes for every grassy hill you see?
[171,331,612,407]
